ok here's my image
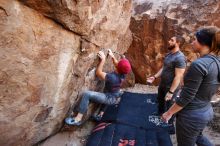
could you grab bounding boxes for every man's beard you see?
[167,44,175,50]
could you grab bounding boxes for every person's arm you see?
[162,103,183,123]
[169,68,185,92]
[108,49,118,68]
[146,67,163,83]
[154,67,163,78]
[162,61,207,122]
[175,62,207,107]
[165,56,186,100]
[96,51,107,80]
[111,55,118,67]
[165,68,185,100]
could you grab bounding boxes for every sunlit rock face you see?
[126,0,220,83]
[19,0,132,48]
[0,0,132,145]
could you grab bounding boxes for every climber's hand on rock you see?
[121,55,126,59]
[108,49,114,58]
[97,51,106,61]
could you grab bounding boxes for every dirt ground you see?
[39,84,220,146]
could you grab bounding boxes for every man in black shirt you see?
[147,36,186,134]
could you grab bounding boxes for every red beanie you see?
[117,59,131,74]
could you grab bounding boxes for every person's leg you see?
[157,85,166,115]
[75,91,109,120]
[176,116,198,146]
[92,94,121,121]
[166,88,179,134]
[166,93,176,131]
[195,107,214,146]
[176,107,214,146]
[91,104,107,121]
[65,91,109,125]
[165,87,178,113]
[196,132,214,146]
[166,99,175,122]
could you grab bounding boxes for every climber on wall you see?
[65,49,131,126]
[147,35,186,134]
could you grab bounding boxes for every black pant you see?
[157,85,178,124]
[176,106,214,146]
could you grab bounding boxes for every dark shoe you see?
[65,117,82,126]
[91,114,103,122]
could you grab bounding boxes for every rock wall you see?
[126,0,220,83]
[19,0,132,48]
[0,0,132,145]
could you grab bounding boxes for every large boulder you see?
[19,0,132,48]
[0,0,132,145]
[126,0,220,83]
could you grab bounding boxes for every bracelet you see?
[168,90,174,94]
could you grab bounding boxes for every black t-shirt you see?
[104,72,125,93]
[160,51,186,87]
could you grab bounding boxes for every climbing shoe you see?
[65,117,82,126]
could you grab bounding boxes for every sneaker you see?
[65,117,82,126]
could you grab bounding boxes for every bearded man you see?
[147,36,186,134]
